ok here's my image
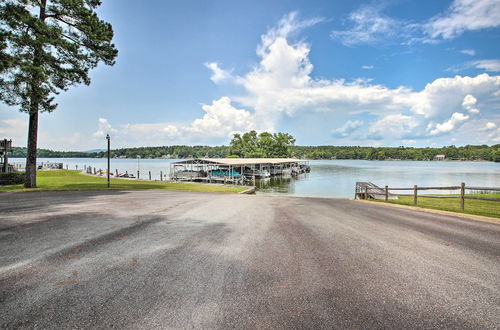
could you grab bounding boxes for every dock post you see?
[385,185,388,201]
[413,185,418,205]
[460,182,465,211]
[160,171,163,181]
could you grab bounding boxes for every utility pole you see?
[106,134,110,188]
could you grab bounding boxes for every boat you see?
[243,170,270,178]
[209,169,241,178]
[176,170,207,179]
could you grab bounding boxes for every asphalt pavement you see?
[0,190,499,329]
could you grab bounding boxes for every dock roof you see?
[172,158,305,166]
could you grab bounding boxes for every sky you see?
[1,0,500,150]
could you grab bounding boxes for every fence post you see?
[160,171,163,181]
[413,185,418,205]
[460,182,465,211]
[149,171,151,180]
[385,185,388,201]
[137,171,139,179]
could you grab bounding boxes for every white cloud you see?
[186,97,255,136]
[460,49,476,56]
[162,125,181,138]
[480,122,497,131]
[258,11,323,55]
[368,114,420,140]
[93,118,118,137]
[0,118,28,145]
[334,1,500,45]
[95,97,255,145]
[428,112,470,135]
[204,62,232,83]
[332,120,363,137]
[361,65,374,70]
[331,5,404,46]
[425,0,500,39]
[462,94,480,114]
[471,59,500,72]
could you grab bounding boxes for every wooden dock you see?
[355,182,397,200]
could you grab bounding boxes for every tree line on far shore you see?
[11,133,500,162]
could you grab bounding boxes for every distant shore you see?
[10,144,500,162]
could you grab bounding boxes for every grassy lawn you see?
[0,170,247,194]
[375,195,500,218]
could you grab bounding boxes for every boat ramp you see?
[171,158,310,184]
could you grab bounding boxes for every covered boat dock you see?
[170,158,310,183]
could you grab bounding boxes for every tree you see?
[229,133,243,157]
[228,131,296,158]
[0,0,117,187]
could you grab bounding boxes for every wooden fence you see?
[356,182,500,211]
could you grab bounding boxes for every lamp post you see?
[137,155,141,179]
[106,134,110,188]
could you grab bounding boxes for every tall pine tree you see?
[0,0,117,187]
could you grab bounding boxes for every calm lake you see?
[11,158,500,198]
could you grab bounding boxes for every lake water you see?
[11,158,500,198]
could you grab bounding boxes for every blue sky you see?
[1,0,499,150]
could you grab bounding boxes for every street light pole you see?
[137,155,140,179]
[106,134,110,188]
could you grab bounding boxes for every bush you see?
[0,172,25,185]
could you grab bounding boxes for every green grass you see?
[0,170,246,194]
[375,195,500,218]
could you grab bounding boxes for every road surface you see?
[1,190,499,329]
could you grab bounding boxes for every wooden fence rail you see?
[356,182,500,211]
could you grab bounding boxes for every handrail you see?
[464,186,500,191]
[384,186,461,190]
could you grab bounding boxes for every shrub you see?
[0,172,25,185]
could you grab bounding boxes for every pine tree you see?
[0,0,117,187]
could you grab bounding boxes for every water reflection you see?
[253,174,310,194]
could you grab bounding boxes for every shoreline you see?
[10,157,497,162]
